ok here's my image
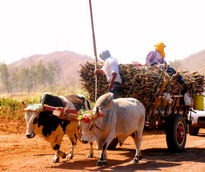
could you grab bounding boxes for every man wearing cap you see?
[94,50,122,99]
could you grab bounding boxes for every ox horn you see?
[22,102,27,108]
[92,107,104,120]
[92,107,99,119]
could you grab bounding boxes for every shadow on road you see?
[49,147,205,171]
[196,133,205,137]
[33,153,54,157]
[142,147,205,163]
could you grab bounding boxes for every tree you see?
[36,60,48,88]
[19,67,34,92]
[10,68,20,92]
[47,62,57,87]
[0,63,11,92]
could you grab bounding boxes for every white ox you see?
[24,93,93,163]
[79,92,145,166]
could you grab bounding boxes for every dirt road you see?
[0,118,205,172]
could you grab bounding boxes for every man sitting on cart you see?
[146,42,186,87]
[145,42,194,107]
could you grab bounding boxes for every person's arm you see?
[162,58,167,65]
[146,51,155,65]
[94,69,104,75]
[108,72,117,90]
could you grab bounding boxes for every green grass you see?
[0,97,25,120]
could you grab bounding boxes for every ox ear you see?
[22,102,27,108]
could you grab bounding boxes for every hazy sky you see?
[0,0,205,64]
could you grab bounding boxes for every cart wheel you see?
[165,114,187,152]
[189,126,199,136]
[107,138,118,150]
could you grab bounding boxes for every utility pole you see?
[89,0,98,101]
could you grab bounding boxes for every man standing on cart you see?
[94,49,122,99]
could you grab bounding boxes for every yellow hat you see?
[154,42,166,50]
[154,42,166,58]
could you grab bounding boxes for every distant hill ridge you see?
[179,49,205,74]
[8,51,94,85]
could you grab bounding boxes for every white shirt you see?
[102,56,122,83]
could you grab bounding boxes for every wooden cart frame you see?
[144,75,192,152]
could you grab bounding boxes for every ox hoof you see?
[52,158,59,163]
[87,153,93,158]
[138,154,142,160]
[62,153,66,159]
[133,158,139,164]
[66,154,73,160]
[97,160,107,166]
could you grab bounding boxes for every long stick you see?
[89,0,98,101]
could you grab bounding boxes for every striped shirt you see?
[146,50,166,65]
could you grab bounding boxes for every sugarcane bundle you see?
[79,62,108,100]
[79,62,204,109]
[182,71,204,94]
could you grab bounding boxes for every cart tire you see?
[107,138,118,150]
[165,114,187,152]
[189,126,199,136]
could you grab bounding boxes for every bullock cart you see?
[79,62,204,152]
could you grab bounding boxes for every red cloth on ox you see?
[43,104,78,115]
